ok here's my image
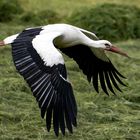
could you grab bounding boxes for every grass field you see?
[20,0,140,15]
[0,0,140,140]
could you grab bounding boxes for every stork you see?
[0,23,128,136]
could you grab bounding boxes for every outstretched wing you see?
[60,45,126,95]
[11,28,77,136]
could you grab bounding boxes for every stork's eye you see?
[105,43,109,46]
[105,43,111,48]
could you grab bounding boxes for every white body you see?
[41,24,94,47]
[4,23,112,66]
[4,24,108,48]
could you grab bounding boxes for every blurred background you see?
[0,0,140,139]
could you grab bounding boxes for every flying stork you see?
[0,23,128,136]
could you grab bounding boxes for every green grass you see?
[0,0,140,140]
[0,40,140,139]
[20,0,140,16]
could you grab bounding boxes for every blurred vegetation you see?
[0,0,140,140]
[68,4,140,42]
[20,9,60,26]
[0,0,23,22]
[0,0,61,26]
[1,1,140,42]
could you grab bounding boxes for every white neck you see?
[82,38,102,48]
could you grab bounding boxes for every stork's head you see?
[97,40,129,57]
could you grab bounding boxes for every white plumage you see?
[32,32,64,66]
[0,23,128,136]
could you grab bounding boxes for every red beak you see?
[106,46,129,58]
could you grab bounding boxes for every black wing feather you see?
[65,97,73,133]
[46,90,56,132]
[112,71,126,86]
[108,71,122,92]
[99,71,109,95]
[53,94,59,136]
[104,71,116,95]
[59,94,65,135]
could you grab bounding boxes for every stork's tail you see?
[0,41,5,46]
[0,33,19,46]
